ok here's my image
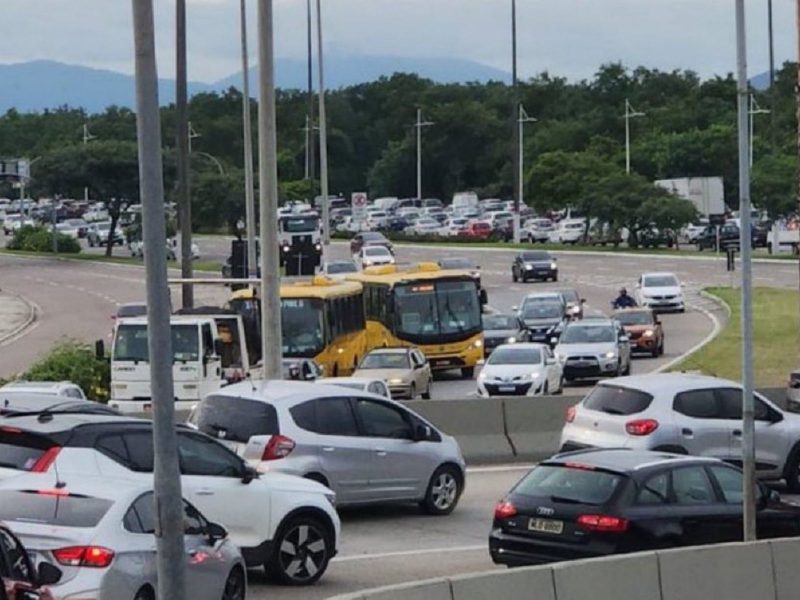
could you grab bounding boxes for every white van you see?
[452,192,480,215]
[554,219,586,244]
[373,197,400,212]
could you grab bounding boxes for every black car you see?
[512,251,558,283]
[384,216,409,232]
[482,314,530,356]
[489,449,800,567]
[695,223,762,252]
[518,300,566,344]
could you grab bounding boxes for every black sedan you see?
[489,449,800,567]
[482,314,530,356]
[512,251,558,283]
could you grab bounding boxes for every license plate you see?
[498,386,515,392]
[434,359,452,366]
[529,518,564,534]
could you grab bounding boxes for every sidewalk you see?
[0,292,35,345]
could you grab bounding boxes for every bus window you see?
[282,298,326,357]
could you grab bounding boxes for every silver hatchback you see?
[190,380,467,514]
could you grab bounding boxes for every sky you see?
[2,0,797,83]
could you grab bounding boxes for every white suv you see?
[0,414,340,585]
[635,272,685,312]
[560,373,800,490]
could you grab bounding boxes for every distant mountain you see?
[0,57,510,113]
[749,71,771,91]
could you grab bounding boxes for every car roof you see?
[566,318,614,326]
[1,381,74,391]
[494,343,547,350]
[366,347,411,355]
[1,413,149,434]
[597,373,743,395]
[546,448,717,474]
[213,379,394,406]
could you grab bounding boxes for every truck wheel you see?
[461,367,475,379]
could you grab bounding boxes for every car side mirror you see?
[655,320,662,326]
[619,335,630,343]
[206,521,228,544]
[38,561,63,586]
[95,339,105,360]
[414,424,433,442]
[770,409,784,424]
[545,357,556,366]
[241,465,258,484]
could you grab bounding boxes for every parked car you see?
[635,272,685,313]
[696,224,740,251]
[350,231,393,255]
[613,308,664,357]
[0,414,340,585]
[522,218,556,243]
[0,394,118,417]
[439,218,469,237]
[459,221,493,240]
[559,373,800,490]
[638,225,676,248]
[353,347,432,400]
[191,380,465,514]
[787,369,800,412]
[482,313,530,356]
[0,476,245,599]
[318,377,391,399]
[54,222,81,239]
[0,524,61,600]
[489,449,800,566]
[3,215,34,235]
[554,319,631,381]
[0,381,86,400]
[86,222,124,247]
[322,259,359,280]
[511,251,558,283]
[359,245,396,269]
[478,343,563,397]
[554,219,585,244]
[404,218,441,236]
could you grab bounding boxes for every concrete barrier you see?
[504,395,582,461]
[769,538,800,600]
[450,568,555,600]
[407,398,514,463]
[552,552,660,600]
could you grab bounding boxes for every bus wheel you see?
[461,367,475,379]
[332,364,339,377]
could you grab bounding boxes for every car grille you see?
[628,331,643,340]
[650,295,676,301]
[484,382,534,396]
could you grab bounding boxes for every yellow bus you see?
[347,263,484,378]
[227,276,368,377]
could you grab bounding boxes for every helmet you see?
[619,288,628,295]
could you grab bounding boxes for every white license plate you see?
[529,518,564,534]
[498,386,515,392]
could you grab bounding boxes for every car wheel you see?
[623,359,631,376]
[512,270,518,283]
[409,383,417,400]
[552,274,558,282]
[222,567,246,600]
[651,345,660,358]
[554,376,564,394]
[134,587,154,600]
[542,381,549,395]
[422,382,431,400]
[421,465,463,515]
[461,367,475,379]
[266,517,332,586]
[659,340,665,356]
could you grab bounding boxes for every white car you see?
[366,210,390,229]
[478,343,563,397]
[55,222,81,238]
[636,272,685,313]
[404,218,441,236]
[318,376,392,398]
[522,218,556,243]
[0,380,87,399]
[0,475,246,600]
[359,245,395,268]
[439,217,469,237]
[554,219,585,244]
[322,259,359,280]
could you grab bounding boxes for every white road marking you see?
[332,545,486,563]
[655,292,725,373]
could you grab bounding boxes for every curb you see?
[0,293,37,347]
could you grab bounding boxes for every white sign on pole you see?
[352,192,368,223]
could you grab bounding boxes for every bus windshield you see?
[282,216,319,233]
[394,279,481,341]
[113,324,199,363]
[281,298,326,357]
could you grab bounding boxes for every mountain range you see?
[0,57,510,114]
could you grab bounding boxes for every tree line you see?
[0,62,796,232]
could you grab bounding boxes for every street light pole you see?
[176,0,193,309]
[624,99,645,174]
[768,0,776,149]
[316,0,330,246]
[749,94,770,167]
[239,0,257,277]
[130,0,187,597]
[414,109,434,201]
[735,0,757,542]
[306,0,316,195]
[256,0,283,380]
[82,124,96,204]
[511,0,521,244]
[518,104,537,235]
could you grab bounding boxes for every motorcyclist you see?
[612,287,637,310]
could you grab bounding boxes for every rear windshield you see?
[0,492,113,527]
[514,465,623,505]
[583,385,654,416]
[0,431,53,471]
[195,395,279,443]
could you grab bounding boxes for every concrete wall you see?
[329,537,800,600]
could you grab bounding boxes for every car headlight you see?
[570,305,581,315]
[506,336,517,344]
[528,372,541,380]
[643,329,655,337]
[550,262,557,270]
[388,378,405,385]
[474,339,483,349]
[604,351,617,359]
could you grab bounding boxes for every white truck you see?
[655,177,725,218]
[107,313,252,414]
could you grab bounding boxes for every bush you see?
[7,226,81,253]
[23,340,110,401]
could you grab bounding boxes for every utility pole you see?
[768,0,777,149]
[130,1,186,598]
[511,0,521,244]
[176,0,193,309]
[518,104,536,233]
[624,99,645,174]
[414,108,434,201]
[82,124,96,204]
[257,0,283,380]
[749,94,770,167]
[316,0,330,246]
[306,0,316,196]
[240,0,257,277]
[794,0,800,364]
[735,0,756,542]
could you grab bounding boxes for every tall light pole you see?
[624,99,645,174]
[749,94,770,167]
[176,0,193,309]
[306,0,316,195]
[316,0,330,245]
[518,104,536,235]
[239,0,257,277]
[768,0,776,149]
[414,109,434,201]
[82,124,96,204]
[130,0,186,597]
[257,0,283,380]
[735,0,756,542]
[511,0,521,243]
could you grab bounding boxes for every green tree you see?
[23,341,110,401]
[752,154,798,218]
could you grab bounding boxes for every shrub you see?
[23,340,110,401]
[7,226,81,253]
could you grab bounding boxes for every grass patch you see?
[0,249,220,273]
[670,287,800,386]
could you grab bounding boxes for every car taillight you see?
[53,546,115,568]
[576,514,629,533]
[566,406,576,423]
[262,435,295,461]
[625,419,659,436]
[494,500,518,520]
[31,447,61,473]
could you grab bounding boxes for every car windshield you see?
[365,247,390,256]
[281,298,325,357]
[360,352,410,369]
[282,216,318,233]
[514,465,623,505]
[643,275,678,287]
[487,346,541,365]
[561,324,615,344]
[113,324,199,363]
[614,311,654,326]
[363,233,386,242]
[483,315,518,330]
[0,491,113,527]
[521,252,550,261]
[326,262,357,274]
[393,279,482,341]
[522,302,563,320]
[557,290,579,304]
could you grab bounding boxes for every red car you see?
[0,525,61,600]
[459,221,493,240]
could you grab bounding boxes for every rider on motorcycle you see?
[612,287,638,310]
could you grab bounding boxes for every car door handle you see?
[322,447,335,452]
[195,488,215,496]
[681,428,693,437]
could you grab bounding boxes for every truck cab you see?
[279,212,322,275]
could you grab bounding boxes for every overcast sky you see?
[3,0,796,83]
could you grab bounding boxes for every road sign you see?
[0,159,30,179]
[352,192,368,223]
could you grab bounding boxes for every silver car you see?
[0,475,246,600]
[190,380,466,514]
[560,373,800,489]
[554,319,631,381]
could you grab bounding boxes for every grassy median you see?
[0,249,220,273]
[670,287,800,386]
